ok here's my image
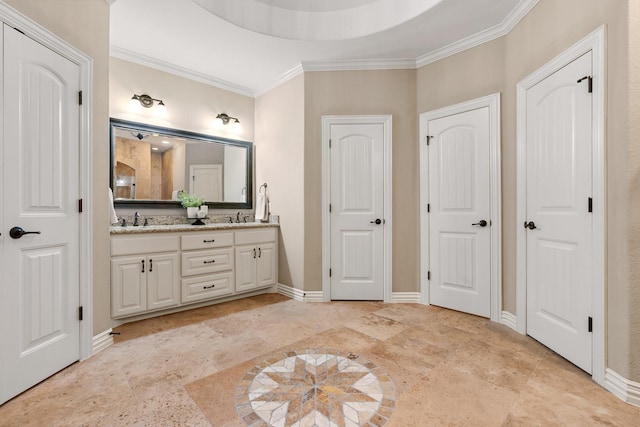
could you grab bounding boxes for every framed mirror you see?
[110,118,253,209]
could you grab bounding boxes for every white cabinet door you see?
[257,243,277,288]
[235,245,257,292]
[147,253,180,311]
[111,256,146,317]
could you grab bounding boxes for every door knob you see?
[472,220,488,227]
[524,221,537,230]
[9,227,41,239]
[370,219,382,225]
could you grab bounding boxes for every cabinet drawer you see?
[181,232,234,250]
[181,272,234,304]
[234,228,277,245]
[111,235,179,256]
[182,248,234,276]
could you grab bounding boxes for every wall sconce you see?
[215,113,242,133]
[129,93,167,117]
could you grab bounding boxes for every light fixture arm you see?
[216,113,238,125]
[132,93,165,109]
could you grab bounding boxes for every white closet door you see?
[1,24,81,404]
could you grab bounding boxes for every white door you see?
[1,25,81,404]
[330,123,385,300]
[525,52,593,373]
[190,164,222,202]
[427,108,491,317]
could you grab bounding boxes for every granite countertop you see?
[110,221,279,235]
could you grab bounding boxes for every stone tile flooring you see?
[236,349,395,426]
[1,293,639,426]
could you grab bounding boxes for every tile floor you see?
[1,293,639,426]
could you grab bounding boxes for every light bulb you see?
[156,101,168,118]
[129,95,141,112]
[231,119,242,134]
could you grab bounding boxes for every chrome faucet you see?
[133,211,141,226]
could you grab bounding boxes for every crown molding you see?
[301,58,417,72]
[416,0,539,68]
[110,45,255,98]
[254,63,304,98]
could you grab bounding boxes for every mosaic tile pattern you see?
[236,349,396,426]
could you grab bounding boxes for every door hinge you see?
[78,198,83,213]
[329,139,332,148]
[588,316,593,332]
[577,76,593,93]
[329,203,332,213]
[426,135,433,145]
[427,271,431,281]
[329,268,332,277]
[79,306,84,321]
[588,197,593,213]
[78,90,83,105]
[427,203,431,213]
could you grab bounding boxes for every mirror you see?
[110,118,253,209]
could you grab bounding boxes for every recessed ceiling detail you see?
[192,0,443,41]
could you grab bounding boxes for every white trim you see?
[302,58,416,72]
[419,93,502,322]
[605,369,640,407]
[110,45,255,98]
[516,26,606,385]
[389,292,422,303]
[0,2,95,363]
[92,329,114,355]
[321,115,393,303]
[416,0,539,68]
[255,63,304,97]
[500,311,518,332]
[277,284,324,302]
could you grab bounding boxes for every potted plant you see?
[179,192,204,218]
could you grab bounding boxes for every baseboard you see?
[605,368,640,407]
[277,284,324,302]
[389,292,421,303]
[92,328,114,355]
[500,311,518,332]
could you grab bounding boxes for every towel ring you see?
[259,183,267,193]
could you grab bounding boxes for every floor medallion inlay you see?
[236,349,396,426]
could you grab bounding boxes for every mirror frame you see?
[110,118,253,209]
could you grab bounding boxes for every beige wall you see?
[304,70,418,293]
[255,75,305,288]
[418,0,637,379]
[110,57,255,142]
[627,0,640,379]
[5,0,112,335]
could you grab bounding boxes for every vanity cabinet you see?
[111,235,180,318]
[180,232,235,303]
[110,226,278,320]
[235,229,277,292]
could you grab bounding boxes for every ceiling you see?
[110,0,537,97]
